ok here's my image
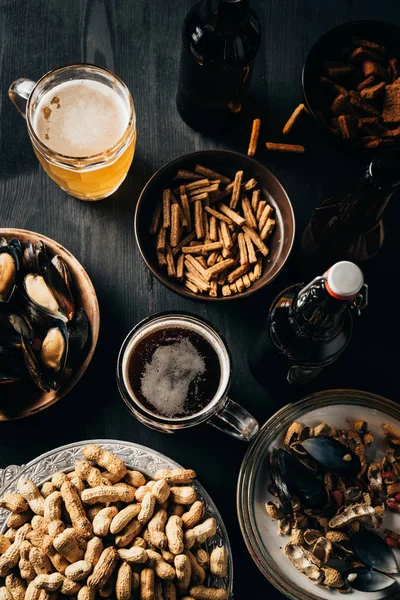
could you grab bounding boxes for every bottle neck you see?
[293,279,354,339]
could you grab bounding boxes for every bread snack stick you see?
[209,278,218,298]
[251,189,260,213]
[156,226,166,252]
[185,271,210,292]
[156,250,167,268]
[194,201,204,239]
[204,206,233,226]
[176,169,203,181]
[254,258,263,279]
[282,104,305,134]
[182,242,222,255]
[242,226,269,256]
[207,251,219,267]
[352,37,386,55]
[203,212,210,243]
[247,118,261,156]
[189,184,219,200]
[165,244,176,278]
[149,200,162,235]
[229,170,243,209]
[221,285,232,296]
[176,254,184,281]
[194,164,231,184]
[163,189,171,228]
[204,258,235,282]
[179,186,192,231]
[258,204,273,232]
[185,281,200,294]
[256,200,266,221]
[184,178,209,192]
[242,273,251,288]
[184,256,208,282]
[219,222,233,250]
[241,195,257,230]
[244,233,257,264]
[227,264,251,284]
[171,231,196,256]
[170,204,181,248]
[238,233,248,266]
[260,218,276,241]
[217,203,245,226]
[266,142,305,153]
[229,282,238,294]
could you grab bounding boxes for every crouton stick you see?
[248,118,261,156]
[176,254,184,280]
[260,217,276,241]
[166,243,176,277]
[242,225,269,256]
[163,189,171,228]
[230,170,243,209]
[194,200,204,239]
[218,202,246,226]
[256,200,267,221]
[220,221,233,249]
[266,142,305,153]
[203,212,210,243]
[185,280,200,294]
[150,199,162,235]
[157,250,167,267]
[185,255,209,280]
[242,195,257,229]
[258,204,273,232]
[253,257,263,279]
[204,205,234,226]
[227,263,251,284]
[251,189,260,213]
[283,104,305,134]
[170,203,181,247]
[185,271,210,292]
[189,184,219,201]
[156,226,166,251]
[236,277,245,292]
[242,273,251,288]
[207,251,219,267]
[184,178,209,191]
[179,186,191,231]
[205,258,235,281]
[182,241,223,254]
[242,178,258,191]
[209,215,218,241]
[176,169,203,181]
[209,278,218,297]
[244,233,257,264]
[194,164,231,184]
[218,227,232,258]
[249,270,256,283]
[229,282,238,294]
[188,191,210,204]
[222,284,232,296]
[172,230,196,255]
[238,232,249,266]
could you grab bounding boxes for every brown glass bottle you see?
[301,154,400,269]
[176,0,261,132]
[249,261,368,390]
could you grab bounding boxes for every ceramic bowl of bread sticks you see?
[134,150,295,301]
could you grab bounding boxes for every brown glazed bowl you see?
[302,20,400,152]
[0,228,100,420]
[134,150,295,301]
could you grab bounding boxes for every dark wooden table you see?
[1,0,400,597]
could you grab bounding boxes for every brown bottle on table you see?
[301,154,400,267]
[176,0,261,132]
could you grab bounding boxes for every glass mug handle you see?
[8,78,36,119]
[208,397,259,441]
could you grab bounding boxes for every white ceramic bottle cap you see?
[325,261,364,300]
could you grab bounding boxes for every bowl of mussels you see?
[0,228,99,420]
[237,390,400,600]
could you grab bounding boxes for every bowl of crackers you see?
[134,150,295,301]
[303,20,400,151]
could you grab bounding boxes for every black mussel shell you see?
[302,436,361,475]
[0,340,26,383]
[0,245,19,303]
[269,449,293,516]
[8,238,23,261]
[39,325,68,390]
[8,312,35,341]
[343,567,396,592]
[23,301,58,333]
[67,308,90,369]
[23,240,45,272]
[271,449,328,512]
[351,530,399,575]
[21,332,50,393]
[51,255,73,295]
[38,251,74,321]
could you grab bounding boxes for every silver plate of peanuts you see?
[237,390,400,600]
[0,440,232,600]
[134,149,294,301]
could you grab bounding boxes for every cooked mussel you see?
[24,273,65,322]
[301,436,361,475]
[67,307,89,368]
[351,530,399,575]
[0,245,19,303]
[38,251,74,321]
[51,255,73,295]
[21,332,50,393]
[40,325,68,390]
[270,449,329,515]
[8,312,35,340]
[23,239,45,272]
[343,567,396,592]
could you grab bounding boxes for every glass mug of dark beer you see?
[116,312,259,441]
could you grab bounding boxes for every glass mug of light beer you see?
[9,64,136,200]
[117,312,260,441]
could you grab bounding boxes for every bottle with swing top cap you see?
[249,261,368,388]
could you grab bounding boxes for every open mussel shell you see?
[269,449,294,517]
[301,436,361,475]
[67,307,90,369]
[270,449,329,513]
[40,325,68,390]
[0,245,19,303]
[38,251,74,321]
[351,530,399,575]
[21,332,50,393]
[8,312,35,341]
[343,567,396,592]
[51,255,73,295]
[23,239,45,272]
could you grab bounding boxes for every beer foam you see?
[140,338,206,417]
[32,79,129,157]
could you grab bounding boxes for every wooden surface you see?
[1,0,400,597]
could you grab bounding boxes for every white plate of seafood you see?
[237,390,400,600]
